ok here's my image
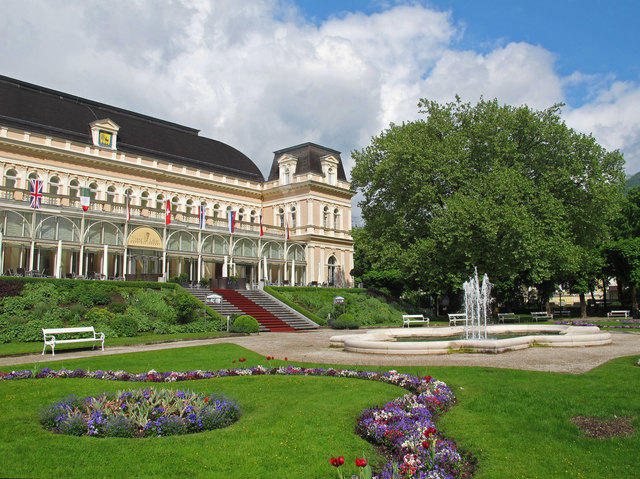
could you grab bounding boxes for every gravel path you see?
[2,326,639,374]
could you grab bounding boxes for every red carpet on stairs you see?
[212,289,296,332]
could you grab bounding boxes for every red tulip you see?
[329,457,342,467]
[355,458,367,467]
[284,357,288,361]
[338,456,344,465]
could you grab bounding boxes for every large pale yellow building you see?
[0,76,354,286]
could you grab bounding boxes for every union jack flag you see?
[29,179,43,209]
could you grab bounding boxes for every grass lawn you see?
[1,344,639,478]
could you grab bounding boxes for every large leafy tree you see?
[351,98,625,308]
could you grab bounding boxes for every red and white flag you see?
[165,199,171,225]
[259,214,264,237]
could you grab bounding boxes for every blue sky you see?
[1,0,639,185]
[297,0,639,106]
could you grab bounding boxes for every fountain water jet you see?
[463,268,492,340]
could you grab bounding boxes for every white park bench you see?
[497,312,520,323]
[607,310,630,318]
[402,314,429,327]
[42,327,105,356]
[531,311,553,321]
[448,313,468,326]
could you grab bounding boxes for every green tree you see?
[351,98,625,310]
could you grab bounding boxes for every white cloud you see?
[0,0,636,185]
[564,81,640,173]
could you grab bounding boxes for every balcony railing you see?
[0,186,298,239]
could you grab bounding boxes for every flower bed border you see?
[2,366,462,478]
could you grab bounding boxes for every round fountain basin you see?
[330,325,612,354]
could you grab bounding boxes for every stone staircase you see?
[183,286,318,332]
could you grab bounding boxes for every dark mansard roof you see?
[267,142,347,182]
[0,75,264,182]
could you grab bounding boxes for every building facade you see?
[0,76,354,286]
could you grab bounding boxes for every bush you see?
[230,315,259,333]
[111,314,138,338]
[107,302,127,314]
[171,293,199,324]
[331,313,359,329]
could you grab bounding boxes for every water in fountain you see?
[463,268,492,340]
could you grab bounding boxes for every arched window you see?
[106,185,116,204]
[185,199,194,216]
[284,168,291,185]
[88,182,98,201]
[140,191,149,208]
[213,204,220,218]
[278,207,285,228]
[250,210,257,223]
[323,206,329,228]
[69,179,79,198]
[327,167,334,185]
[27,171,40,189]
[4,169,17,189]
[333,208,339,230]
[49,176,60,195]
[291,206,297,228]
[328,256,337,286]
[156,194,164,210]
[171,196,179,213]
[124,188,134,207]
[238,208,245,222]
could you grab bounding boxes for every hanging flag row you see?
[26,184,286,238]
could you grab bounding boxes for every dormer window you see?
[90,119,120,150]
[277,154,298,186]
[320,155,339,185]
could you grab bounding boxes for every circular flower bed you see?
[3,366,462,477]
[39,387,241,438]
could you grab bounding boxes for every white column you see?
[123,248,128,275]
[263,256,268,282]
[0,232,3,274]
[291,259,295,286]
[222,255,228,278]
[102,244,108,278]
[79,245,84,276]
[197,254,202,282]
[56,239,62,278]
[29,241,35,271]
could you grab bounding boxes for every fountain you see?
[463,268,492,340]
[329,269,612,354]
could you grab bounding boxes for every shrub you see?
[107,302,127,314]
[85,307,115,325]
[331,313,359,329]
[171,293,199,324]
[111,314,138,338]
[230,315,259,333]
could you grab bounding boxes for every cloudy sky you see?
[2,0,639,191]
